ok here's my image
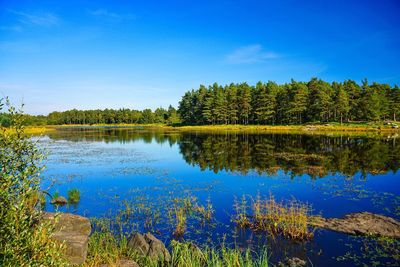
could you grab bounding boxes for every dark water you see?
[37,128,400,266]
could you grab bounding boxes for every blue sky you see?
[0,0,399,115]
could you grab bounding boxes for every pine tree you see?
[390,85,400,121]
[202,88,214,124]
[226,84,238,124]
[343,80,362,121]
[238,83,252,124]
[335,83,350,124]
[289,80,309,124]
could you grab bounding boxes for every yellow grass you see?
[175,123,398,134]
[234,194,314,241]
[11,122,399,138]
[2,126,57,135]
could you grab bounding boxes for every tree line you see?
[178,78,400,125]
[0,106,180,126]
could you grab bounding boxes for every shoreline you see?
[23,123,400,135]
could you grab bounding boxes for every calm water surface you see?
[37,128,400,266]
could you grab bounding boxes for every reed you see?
[173,206,187,237]
[67,188,81,204]
[233,195,251,228]
[234,194,313,241]
[170,240,269,267]
[252,194,313,240]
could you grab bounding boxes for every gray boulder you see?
[127,232,170,262]
[41,212,91,265]
[310,212,400,238]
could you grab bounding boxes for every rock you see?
[51,196,68,205]
[127,232,171,262]
[99,259,140,267]
[128,232,150,254]
[41,212,91,265]
[310,212,400,238]
[278,257,306,267]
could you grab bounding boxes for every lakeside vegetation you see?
[1,79,399,130]
[2,98,399,266]
[178,79,400,125]
[0,99,67,266]
[0,99,274,266]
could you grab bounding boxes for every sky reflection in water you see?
[38,128,400,266]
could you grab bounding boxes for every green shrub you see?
[0,98,67,266]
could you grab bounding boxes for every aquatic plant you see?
[233,195,251,228]
[195,197,214,222]
[336,235,400,266]
[52,190,60,199]
[67,188,81,204]
[85,220,269,267]
[170,240,269,267]
[233,194,313,240]
[253,194,313,240]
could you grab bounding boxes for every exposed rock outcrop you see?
[310,212,400,238]
[41,212,91,265]
[127,232,171,262]
[50,196,68,205]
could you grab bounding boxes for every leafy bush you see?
[0,98,67,266]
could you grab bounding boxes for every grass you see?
[67,188,81,204]
[234,194,314,241]
[3,125,58,135]
[21,122,400,138]
[85,221,269,267]
[194,197,214,223]
[170,240,269,267]
[233,196,251,228]
[52,191,60,199]
[173,206,187,237]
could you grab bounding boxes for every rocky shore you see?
[42,211,400,266]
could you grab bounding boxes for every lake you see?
[37,127,400,266]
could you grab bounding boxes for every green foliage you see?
[0,98,67,266]
[178,78,400,125]
[67,188,81,204]
[170,241,269,267]
[43,106,180,125]
[85,223,269,267]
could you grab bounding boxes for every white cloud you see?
[11,10,60,27]
[225,44,280,64]
[89,9,135,21]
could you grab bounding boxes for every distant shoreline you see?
[22,123,400,135]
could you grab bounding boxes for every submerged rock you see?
[50,196,68,205]
[310,212,400,238]
[41,212,91,265]
[278,257,306,267]
[127,232,171,262]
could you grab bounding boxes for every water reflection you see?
[46,128,400,178]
